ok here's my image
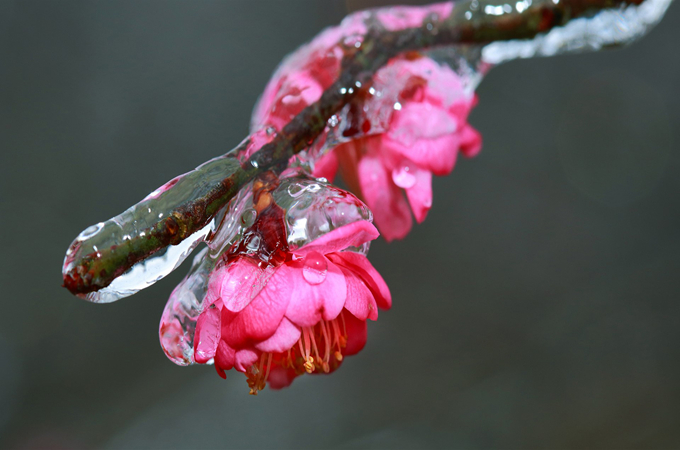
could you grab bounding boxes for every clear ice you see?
[158,174,372,365]
[62,153,242,303]
[63,0,672,306]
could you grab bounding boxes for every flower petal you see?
[404,166,432,223]
[459,124,482,158]
[294,220,379,256]
[328,252,392,310]
[381,132,459,176]
[284,259,347,327]
[208,258,264,313]
[357,153,412,242]
[221,267,291,348]
[267,366,299,390]
[255,318,301,353]
[340,267,378,321]
[342,311,367,356]
[193,305,221,364]
[235,348,259,373]
[389,102,458,142]
[312,148,340,181]
[214,340,236,379]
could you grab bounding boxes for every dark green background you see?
[1,1,679,448]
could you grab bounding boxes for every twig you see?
[63,0,645,296]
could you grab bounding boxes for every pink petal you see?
[234,348,259,373]
[358,153,412,242]
[295,220,379,256]
[208,258,263,313]
[255,318,301,353]
[267,366,299,390]
[381,131,459,177]
[328,252,392,310]
[193,305,221,364]
[405,167,433,223]
[221,267,291,348]
[214,340,236,379]
[340,267,378,321]
[376,3,453,31]
[342,311,367,356]
[459,124,482,158]
[389,102,458,142]
[312,148,340,181]
[283,259,347,327]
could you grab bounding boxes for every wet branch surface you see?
[63,0,645,296]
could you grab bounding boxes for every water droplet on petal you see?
[392,164,416,189]
[302,251,328,285]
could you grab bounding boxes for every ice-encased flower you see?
[251,5,480,242]
[192,219,391,393]
[315,57,481,241]
[251,2,455,134]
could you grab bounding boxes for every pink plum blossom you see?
[315,57,482,241]
[192,219,391,394]
[251,2,455,133]
[251,4,481,242]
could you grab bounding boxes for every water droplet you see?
[79,223,104,239]
[343,34,363,48]
[241,209,257,227]
[302,251,327,285]
[392,164,416,189]
[245,235,261,252]
[288,183,305,197]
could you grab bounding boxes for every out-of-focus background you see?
[1,0,679,448]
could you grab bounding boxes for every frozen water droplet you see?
[159,247,214,366]
[245,235,261,253]
[241,208,257,227]
[302,251,328,285]
[287,183,305,197]
[343,33,363,48]
[80,223,104,239]
[272,177,372,250]
[392,164,416,189]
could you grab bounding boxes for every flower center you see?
[245,314,348,395]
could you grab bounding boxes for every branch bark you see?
[63,0,646,296]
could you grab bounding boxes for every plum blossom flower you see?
[191,207,391,394]
[251,2,455,134]
[314,57,482,241]
[251,5,481,242]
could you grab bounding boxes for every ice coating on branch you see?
[62,154,242,303]
[63,0,672,303]
[159,174,374,366]
[249,2,487,178]
[481,0,673,64]
[159,184,255,365]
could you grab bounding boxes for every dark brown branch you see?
[63,0,647,296]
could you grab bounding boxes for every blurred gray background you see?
[1,1,679,448]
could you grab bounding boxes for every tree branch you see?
[63,0,646,296]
